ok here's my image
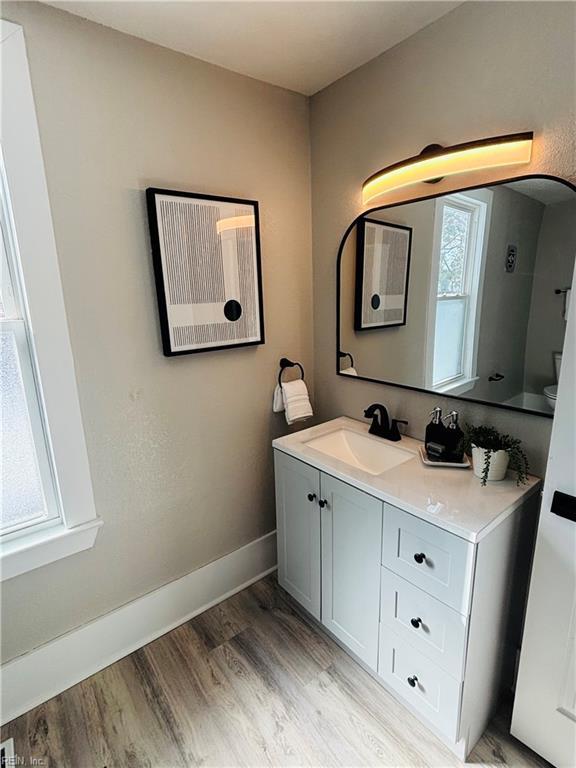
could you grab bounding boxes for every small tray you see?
[418,445,471,469]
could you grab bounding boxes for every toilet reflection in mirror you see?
[338,177,576,416]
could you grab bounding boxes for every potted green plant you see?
[461,424,529,486]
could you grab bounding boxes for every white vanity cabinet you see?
[273,418,541,760]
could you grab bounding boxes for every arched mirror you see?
[337,176,576,417]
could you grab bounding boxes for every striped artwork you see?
[354,218,412,331]
[146,189,264,355]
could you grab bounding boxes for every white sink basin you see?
[304,428,414,476]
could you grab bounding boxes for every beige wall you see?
[524,199,576,393]
[1,2,312,662]
[311,1,575,476]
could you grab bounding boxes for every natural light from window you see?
[1,164,60,536]
[0,19,100,581]
[433,203,473,385]
[430,192,490,392]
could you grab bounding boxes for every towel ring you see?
[278,357,305,386]
[338,351,355,368]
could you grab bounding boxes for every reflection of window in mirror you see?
[425,190,492,394]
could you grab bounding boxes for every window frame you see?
[0,21,101,581]
[425,190,493,394]
[1,168,62,539]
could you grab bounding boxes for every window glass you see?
[1,328,48,531]
[437,205,471,295]
[431,193,488,390]
[1,175,59,535]
[433,297,466,385]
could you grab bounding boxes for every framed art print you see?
[146,188,265,356]
[354,218,412,331]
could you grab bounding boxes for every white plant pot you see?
[471,446,510,482]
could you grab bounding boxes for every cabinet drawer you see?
[380,568,468,680]
[379,627,462,741]
[382,504,475,614]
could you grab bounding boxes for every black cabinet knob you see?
[318,499,328,508]
[413,552,426,564]
[410,617,422,629]
[307,493,316,502]
[407,675,418,688]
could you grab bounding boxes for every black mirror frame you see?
[336,173,576,419]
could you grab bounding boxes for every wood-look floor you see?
[1,575,550,768]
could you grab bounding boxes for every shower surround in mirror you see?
[338,177,576,416]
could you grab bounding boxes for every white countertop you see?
[273,417,541,543]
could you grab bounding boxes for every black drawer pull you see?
[318,499,328,509]
[413,552,426,564]
[407,675,418,688]
[307,493,316,502]
[551,491,576,523]
[410,617,422,629]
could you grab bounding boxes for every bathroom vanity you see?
[273,417,541,759]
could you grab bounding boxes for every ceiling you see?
[506,178,576,206]
[46,1,461,95]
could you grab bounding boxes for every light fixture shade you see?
[362,132,533,205]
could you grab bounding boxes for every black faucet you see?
[363,403,408,442]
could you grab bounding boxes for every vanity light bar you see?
[362,132,534,205]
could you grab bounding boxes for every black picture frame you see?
[146,188,265,356]
[354,218,412,331]
[337,173,576,419]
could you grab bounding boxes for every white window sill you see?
[0,518,102,582]
[435,376,480,396]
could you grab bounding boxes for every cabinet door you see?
[274,451,321,619]
[321,473,383,669]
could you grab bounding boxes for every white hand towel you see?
[281,379,313,425]
[341,366,358,376]
[272,384,284,413]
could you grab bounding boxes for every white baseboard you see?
[1,531,277,725]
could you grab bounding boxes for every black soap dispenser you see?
[443,410,464,463]
[425,407,447,461]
